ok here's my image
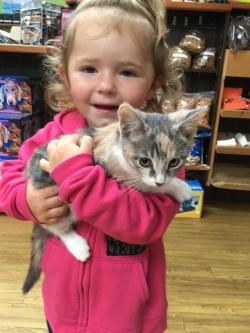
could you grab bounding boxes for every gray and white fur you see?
[22,103,202,294]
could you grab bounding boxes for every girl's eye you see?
[138,157,152,168]
[81,66,97,74]
[169,158,180,168]
[120,70,136,77]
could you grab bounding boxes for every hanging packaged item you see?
[168,46,192,69]
[192,47,216,69]
[179,30,206,54]
[0,76,32,115]
[228,16,250,51]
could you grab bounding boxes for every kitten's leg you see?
[60,229,90,262]
[44,215,90,262]
[164,177,192,203]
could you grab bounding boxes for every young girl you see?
[0,1,184,332]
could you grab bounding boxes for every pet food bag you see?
[0,114,32,159]
[0,76,32,115]
[176,91,214,130]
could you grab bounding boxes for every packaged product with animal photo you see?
[0,76,32,115]
[0,114,32,158]
[176,179,204,219]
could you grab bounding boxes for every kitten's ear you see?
[168,107,205,137]
[118,103,147,136]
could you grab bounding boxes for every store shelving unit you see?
[1,2,250,193]
[165,2,231,174]
[165,1,250,192]
[207,50,250,190]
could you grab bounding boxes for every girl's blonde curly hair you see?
[44,0,182,112]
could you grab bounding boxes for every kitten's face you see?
[118,103,200,189]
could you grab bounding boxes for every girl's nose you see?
[97,73,116,94]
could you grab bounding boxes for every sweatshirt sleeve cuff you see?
[16,183,38,221]
[50,153,94,186]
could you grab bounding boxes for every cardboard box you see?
[175,179,204,218]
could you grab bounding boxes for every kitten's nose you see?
[155,181,164,187]
[155,175,164,187]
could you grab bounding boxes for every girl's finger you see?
[40,158,51,173]
[80,135,94,152]
[46,205,69,219]
[59,133,80,144]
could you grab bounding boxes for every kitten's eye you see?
[169,158,180,168]
[138,157,152,168]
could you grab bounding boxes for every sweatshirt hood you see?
[53,108,89,134]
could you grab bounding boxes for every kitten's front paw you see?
[64,233,90,262]
[71,236,90,262]
[175,183,192,203]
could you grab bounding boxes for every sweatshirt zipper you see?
[78,226,97,329]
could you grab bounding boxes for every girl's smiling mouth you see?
[93,104,119,112]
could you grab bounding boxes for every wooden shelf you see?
[165,0,250,12]
[0,44,47,54]
[216,132,250,155]
[165,0,231,12]
[216,146,250,155]
[185,164,210,171]
[229,1,250,10]
[224,50,250,77]
[221,109,250,119]
[0,22,20,27]
[211,163,250,191]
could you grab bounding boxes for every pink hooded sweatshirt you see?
[0,109,182,333]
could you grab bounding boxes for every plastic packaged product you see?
[186,138,203,165]
[235,133,249,147]
[168,46,192,69]
[228,16,250,51]
[222,87,248,110]
[0,115,32,157]
[176,91,214,130]
[0,76,32,114]
[179,30,206,54]
[217,138,236,147]
[192,47,216,69]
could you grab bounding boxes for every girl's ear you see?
[146,78,162,101]
[58,65,70,87]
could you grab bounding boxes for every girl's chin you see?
[88,115,118,128]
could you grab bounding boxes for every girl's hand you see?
[26,181,69,224]
[40,134,93,174]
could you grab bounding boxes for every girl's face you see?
[62,15,157,127]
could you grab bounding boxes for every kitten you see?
[22,103,201,294]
